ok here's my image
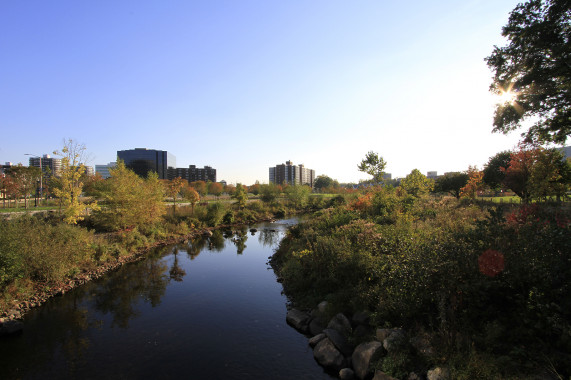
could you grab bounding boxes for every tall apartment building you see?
[269,160,315,187]
[169,165,217,183]
[117,148,176,180]
[28,154,62,177]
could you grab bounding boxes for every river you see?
[0,219,334,379]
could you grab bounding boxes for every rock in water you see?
[313,338,345,371]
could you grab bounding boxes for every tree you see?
[249,182,261,196]
[485,0,570,144]
[434,172,469,199]
[182,184,200,214]
[483,151,512,192]
[53,139,99,224]
[528,147,570,200]
[285,185,311,208]
[92,161,165,230]
[399,169,434,197]
[225,184,236,196]
[460,166,485,199]
[164,177,186,216]
[208,182,223,199]
[9,165,41,209]
[314,175,339,192]
[232,183,248,209]
[358,151,387,184]
[259,183,279,204]
[190,181,207,196]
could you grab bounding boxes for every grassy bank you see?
[270,189,571,379]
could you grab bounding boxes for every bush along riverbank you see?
[270,188,571,379]
[0,194,339,329]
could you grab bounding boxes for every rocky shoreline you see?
[286,301,449,380]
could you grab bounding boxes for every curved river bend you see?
[0,219,334,379]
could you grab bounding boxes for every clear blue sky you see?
[1,0,526,184]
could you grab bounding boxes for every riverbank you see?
[270,194,571,379]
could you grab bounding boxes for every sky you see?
[0,0,530,184]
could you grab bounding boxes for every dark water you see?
[0,220,334,380]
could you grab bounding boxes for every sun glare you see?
[499,90,517,104]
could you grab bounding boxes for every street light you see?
[25,153,43,203]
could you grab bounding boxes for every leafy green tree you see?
[53,139,99,224]
[285,185,311,208]
[358,151,387,184]
[259,183,279,204]
[434,172,469,199]
[314,175,339,192]
[483,151,512,191]
[93,161,165,230]
[485,0,570,143]
[529,147,570,200]
[232,183,248,209]
[399,169,434,198]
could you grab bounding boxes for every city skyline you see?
[2,1,556,185]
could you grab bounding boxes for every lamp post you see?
[25,153,43,204]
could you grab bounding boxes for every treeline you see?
[270,185,571,378]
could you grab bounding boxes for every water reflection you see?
[232,226,248,254]
[0,220,332,380]
[169,247,186,282]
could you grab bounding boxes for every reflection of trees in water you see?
[93,249,170,329]
[0,285,101,379]
[209,230,225,251]
[232,226,248,254]
[169,247,186,282]
[187,236,207,259]
[258,228,281,248]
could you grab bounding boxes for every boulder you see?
[286,309,311,333]
[317,300,328,314]
[0,320,23,337]
[353,324,374,340]
[327,313,352,337]
[339,368,355,380]
[323,328,354,357]
[372,370,399,380]
[427,367,450,380]
[382,329,408,353]
[351,341,386,380]
[313,338,345,371]
[309,319,325,336]
[407,373,421,380]
[309,333,326,348]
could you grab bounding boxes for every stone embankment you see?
[286,301,449,380]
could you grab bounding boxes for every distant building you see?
[427,171,438,179]
[28,154,62,177]
[95,162,116,179]
[117,148,176,180]
[169,165,217,183]
[84,166,95,176]
[383,173,392,180]
[269,160,315,187]
[0,162,13,176]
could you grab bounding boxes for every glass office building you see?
[117,148,176,179]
